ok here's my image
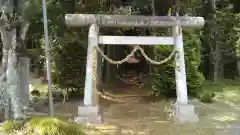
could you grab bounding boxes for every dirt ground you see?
[35,84,240,135]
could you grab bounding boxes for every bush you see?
[1,117,85,135]
[151,46,176,97]
[151,29,205,97]
[1,120,25,133]
[197,91,215,103]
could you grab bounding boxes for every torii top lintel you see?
[65,14,205,28]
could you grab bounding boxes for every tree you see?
[0,0,35,119]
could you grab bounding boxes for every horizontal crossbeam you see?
[98,36,174,45]
[65,14,204,28]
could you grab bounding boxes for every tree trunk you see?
[0,28,25,119]
[0,28,14,119]
[105,45,116,83]
[237,58,240,77]
[150,0,156,73]
[0,47,10,119]
[105,46,111,83]
[19,57,30,106]
[206,0,220,83]
[212,4,221,83]
[213,41,220,83]
[102,46,107,83]
[233,0,240,13]
[219,58,224,78]
[154,0,173,16]
[0,0,31,120]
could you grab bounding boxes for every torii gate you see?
[65,14,205,124]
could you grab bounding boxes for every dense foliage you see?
[152,29,204,97]
[23,0,240,99]
[152,0,240,99]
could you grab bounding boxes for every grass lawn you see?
[201,79,240,105]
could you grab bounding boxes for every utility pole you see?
[42,0,54,117]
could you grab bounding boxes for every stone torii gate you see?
[65,14,205,124]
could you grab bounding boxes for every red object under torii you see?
[127,56,140,63]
